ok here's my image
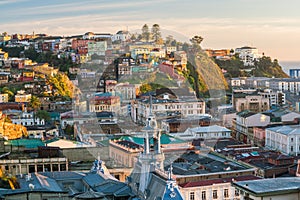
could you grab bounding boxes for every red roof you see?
[179,175,261,188]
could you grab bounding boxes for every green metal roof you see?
[7,139,45,148]
[119,134,186,146]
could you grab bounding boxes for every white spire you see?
[168,164,173,180]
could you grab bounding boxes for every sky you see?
[1,0,300,61]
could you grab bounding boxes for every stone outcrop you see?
[0,113,27,140]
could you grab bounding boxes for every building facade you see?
[266,125,300,155]
[89,95,120,113]
[131,97,205,124]
[234,95,270,113]
[233,111,270,144]
[235,46,262,66]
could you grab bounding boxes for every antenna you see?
[149,95,153,115]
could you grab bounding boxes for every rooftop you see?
[168,151,250,176]
[188,125,231,133]
[118,134,187,146]
[180,175,260,188]
[233,177,300,196]
[267,125,300,135]
[7,139,45,149]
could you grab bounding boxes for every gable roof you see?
[188,125,231,133]
[267,125,300,135]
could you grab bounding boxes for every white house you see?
[10,111,45,126]
[111,30,131,42]
[173,125,231,141]
[235,46,262,66]
[265,125,300,155]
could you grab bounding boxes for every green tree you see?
[48,73,74,98]
[151,24,161,43]
[142,24,150,42]
[1,87,14,101]
[36,110,51,122]
[1,46,24,57]
[190,35,204,50]
[130,34,137,41]
[4,115,12,123]
[64,125,74,139]
[29,96,41,112]
[165,35,174,46]
[24,46,39,61]
[140,83,152,94]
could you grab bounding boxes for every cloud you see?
[2,0,176,18]
[0,0,28,5]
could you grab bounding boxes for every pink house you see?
[253,127,266,147]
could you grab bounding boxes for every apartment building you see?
[233,111,270,144]
[235,46,262,66]
[131,96,205,124]
[234,95,269,113]
[265,125,300,156]
[258,89,286,106]
[89,95,120,113]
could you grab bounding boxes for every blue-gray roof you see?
[266,125,300,135]
[93,180,132,197]
[82,172,106,188]
[233,177,300,196]
[18,173,64,193]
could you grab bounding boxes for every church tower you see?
[138,96,165,194]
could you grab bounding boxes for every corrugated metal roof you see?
[8,139,45,148]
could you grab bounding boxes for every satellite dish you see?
[29,183,35,190]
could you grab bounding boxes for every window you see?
[189,192,195,200]
[291,146,294,152]
[213,190,218,199]
[224,189,229,198]
[235,189,239,196]
[291,138,294,142]
[201,191,206,200]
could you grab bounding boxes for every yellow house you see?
[15,90,32,103]
[24,59,34,66]
[0,35,11,42]
[80,54,91,63]
[22,71,35,78]
[0,49,8,60]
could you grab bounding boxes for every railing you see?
[0,157,67,164]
